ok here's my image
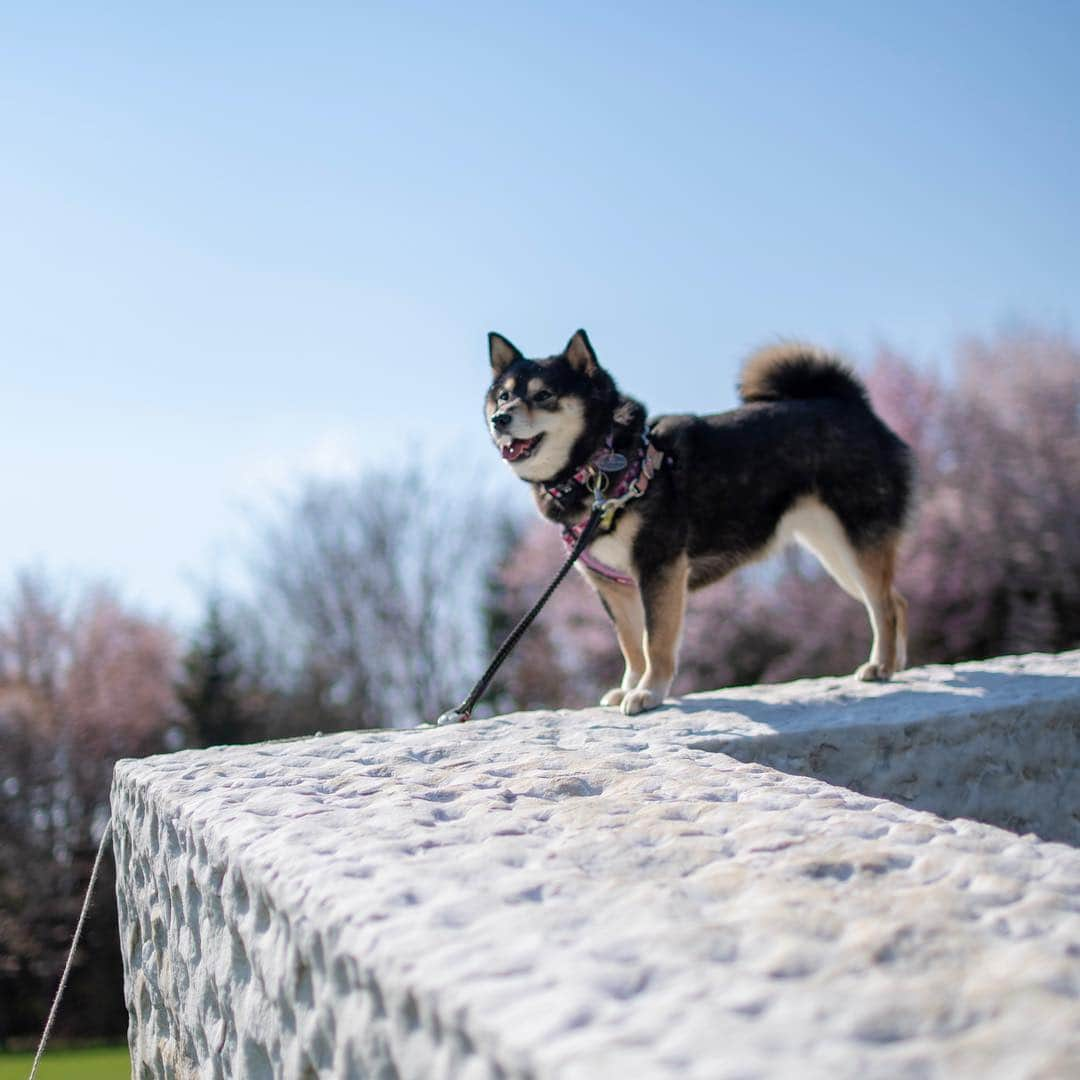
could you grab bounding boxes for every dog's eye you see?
[533,390,554,403]
[496,389,511,403]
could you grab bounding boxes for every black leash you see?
[435,504,605,725]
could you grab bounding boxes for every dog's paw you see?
[600,687,627,707]
[855,662,893,682]
[620,687,660,715]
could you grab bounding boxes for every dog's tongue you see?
[501,438,533,461]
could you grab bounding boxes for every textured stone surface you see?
[112,651,1080,1079]
[678,650,1080,844]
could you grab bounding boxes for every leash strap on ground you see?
[435,505,605,725]
[28,819,113,1080]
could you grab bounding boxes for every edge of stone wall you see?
[111,651,1080,1079]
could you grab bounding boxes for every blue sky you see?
[2,2,1077,626]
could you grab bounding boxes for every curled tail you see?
[738,343,868,406]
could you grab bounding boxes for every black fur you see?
[487,339,912,562]
[648,399,911,589]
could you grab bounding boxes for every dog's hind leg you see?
[621,554,689,715]
[851,536,907,681]
[589,574,646,708]
[788,498,865,601]
[788,501,906,681]
[891,580,909,672]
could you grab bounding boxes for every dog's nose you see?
[492,412,512,431]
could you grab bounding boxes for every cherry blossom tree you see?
[0,574,179,1040]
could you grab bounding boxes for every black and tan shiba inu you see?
[485,330,913,715]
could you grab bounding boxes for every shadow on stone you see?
[677,670,1080,846]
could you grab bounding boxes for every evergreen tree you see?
[178,597,253,747]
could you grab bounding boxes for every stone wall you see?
[112,651,1080,1078]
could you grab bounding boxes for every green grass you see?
[0,1045,130,1079]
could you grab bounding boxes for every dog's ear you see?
[564,329,599,376]
[488,332,522,377]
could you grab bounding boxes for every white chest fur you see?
[580,510,641,579]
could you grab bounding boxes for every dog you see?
[485,329,913,715]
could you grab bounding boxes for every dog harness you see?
[546,433,666,586]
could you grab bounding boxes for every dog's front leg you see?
[590,575,646,707]
[621,553,689,715]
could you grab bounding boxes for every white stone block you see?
[112,652,1080,1079]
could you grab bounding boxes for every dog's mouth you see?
[500,434,544,462]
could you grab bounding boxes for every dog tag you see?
[596,453,628,473]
